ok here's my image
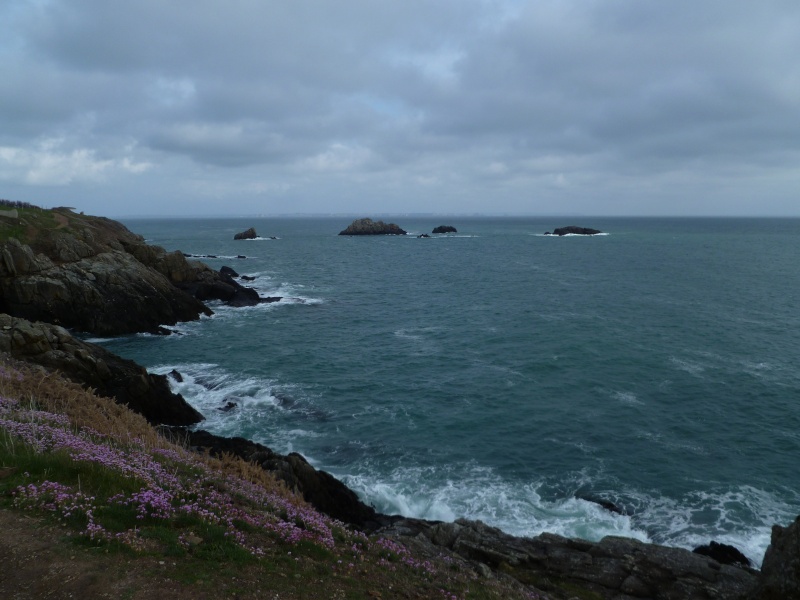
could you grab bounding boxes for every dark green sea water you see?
[101,216,800,565]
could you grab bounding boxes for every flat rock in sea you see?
[234,227,257,240]
[546,226,603,236]
[432,225,457,234]
[339,218,407,236]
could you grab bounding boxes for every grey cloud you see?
[1,0,799,216]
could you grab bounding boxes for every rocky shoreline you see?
[0,206,795,599]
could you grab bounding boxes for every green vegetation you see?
[0,361,541,599]
[0,200,60,244]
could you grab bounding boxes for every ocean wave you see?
[154,363,326,453]
[340,464,650,544]
[338,461,789,566]
[626,485,797,567]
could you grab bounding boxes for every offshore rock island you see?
[0,202,796,599]
[545,226,604,236]
[338,218,408,235]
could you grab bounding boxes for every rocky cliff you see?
[0,206,264,335]
[0,314,201,426]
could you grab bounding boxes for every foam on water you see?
[340,464,651,543]
[626,485,798,567]
[154,363,327,453]
[338,461,790,566]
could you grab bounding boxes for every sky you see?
[1,0,799,217]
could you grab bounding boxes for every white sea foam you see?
[83,337,115,344]
[669,356,706,376]
[636,430,707,455]
[627,485,797,567]
[340,462,790,566]
[341,465,650,543]
[154,362,325,454]
[611,390,643,406]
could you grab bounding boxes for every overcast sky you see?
[1,1,798,217]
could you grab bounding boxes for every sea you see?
[95,216,800,567]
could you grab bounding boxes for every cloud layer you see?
[1,0,798,216]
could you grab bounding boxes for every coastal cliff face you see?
[0,207,266,335]
[0,314,202,426]
[0,208,212,335]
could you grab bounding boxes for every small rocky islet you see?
[0,202,797,599]
[338,218,407,235]
[545,225,603,236]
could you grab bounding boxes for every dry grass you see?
[0,357,299,503]
[0,355,544,599]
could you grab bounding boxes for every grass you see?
[0,203,58,244]
[0,359,543,599]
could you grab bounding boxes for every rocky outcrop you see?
[546,226,603,236]
[163,428,393,531]
[176,266,274,308]
[0,314,202,426]
[694,541,752,568]
[750,516,800,599]
[0,207,271,335]
[338,218,407,236]
[0,235,211,335]
[432,225,457,234]
[379,518,758,600]
[234,227,257,240]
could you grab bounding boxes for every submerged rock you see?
[338,218,407,236]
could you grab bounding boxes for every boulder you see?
[220,265,240,278]
[179,268,276,307]
[234,227,257,240]
[432,225,457,234]
[751,516,800,599]
[576,494,628,516]
[0,314,203,426]
[694,541,752,568]
[338,218,407,236]
[548,226,603,236]
[378,518,758,600]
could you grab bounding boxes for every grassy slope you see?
[0,359,542,600]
